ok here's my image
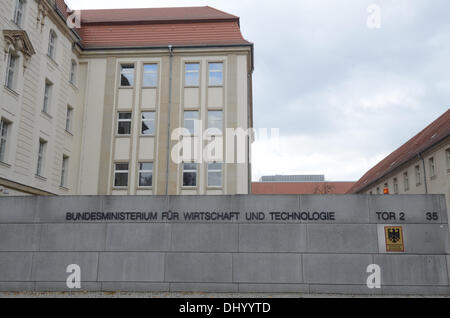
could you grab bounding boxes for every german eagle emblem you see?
[388,228,401,243]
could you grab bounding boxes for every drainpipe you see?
[418,152,428,194]
[165,45,174,195]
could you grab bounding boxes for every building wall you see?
[0,0,83,196]
[0,0,252,196]
[361,137,450,218]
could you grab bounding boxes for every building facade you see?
[349,109,450,216]
[0,0,254,196]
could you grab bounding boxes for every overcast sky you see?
[67,0,450,181]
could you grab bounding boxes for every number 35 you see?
[426,212,439,221]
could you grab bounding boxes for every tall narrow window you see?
[207,110,223,134]
[43,80,52,113]
[13,0,25,27]
[69,60,77,84]
[138,163,153,187]
[65,105,73,132]
[185,63,200,86]
[48,30,57,59]
[207,163,223,188]
[60,155,69,188]
[120,64,134,87]
[403,172,409,191]
[393,178,399,194]
[5,52,17,90]
[446,149,450,170]
[415,165,421,185]
[208,62,223,86]
[36,139,47,177]
[117,112,132,135]
[376,187,380,195]
[141,112,156,136]
[0,119,10,163]
[184,111,199,135]
[183,163,197,187]
[429,157,436,178]
[143,64,158,87]
[114,163,129,187]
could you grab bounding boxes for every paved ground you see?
[0,292,448,298]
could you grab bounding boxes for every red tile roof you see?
[348,109,450,194]
[54,3,250,49]
[252,182,356,195]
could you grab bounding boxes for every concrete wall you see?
[0,194,449,295]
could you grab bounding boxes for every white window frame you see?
[182,162,198,187]
[60,155,69,188]
[207,163,223,188]
[403,172,409,191]
[393,178,399,194]
[13,0,25,27]
[185,63,200,87]
[415,165,421,185]
[142,64,158,87]
[184,111,199,135]
[5,51,17,91]
[429,157,436,178]
[36,139,47,177]
[117,112,132,135]
[65,105,73,132]
[120,64,135,87]
[208,62,224,86]
[138,162,153,188]
[0,119,10,163]
[48,30,57,60]
[114,163,129,188]
[43,80,52,114]
[141,112,156,136]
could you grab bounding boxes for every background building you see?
[349,109,450,215]
[0,0,253,196]
[253,175,355,194]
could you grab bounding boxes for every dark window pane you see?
[139,172,153,187]
[183,172,197,187]
[114,172,128,187]
[118,122,131,135]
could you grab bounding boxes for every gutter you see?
[418,152,429,194]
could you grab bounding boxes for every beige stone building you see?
[0,0,254,196]
[349,109,450,216]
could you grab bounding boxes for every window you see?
[13,0,25,27]
[183,163,197,187]
[447,149,450,170]
[48,30,57,59]
[141,112,156,136]
[369,191,373,195]
[120,64,134,87]
[138,163,153,187]
[376,187,380,195]
[60,155,69,188]
[208,62,223,86]
[207,163,222,187]
[114,163,129,187]
[184,111,199,135]
[43,80,52,113]
[5,52,17,91]
[65,105,73,132]
[36,139,47,177]
[185,63,200,86]
[393,178,399,194]
[0,119,10,163]
[143,64,158,87]
[69,60,77,84]
[403,172,409,191]
[117,112,132,135]
[207,110,223,134]
[415,165,421,185]
[429,157,436,178]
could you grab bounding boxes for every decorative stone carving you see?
[3,30,36,70]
